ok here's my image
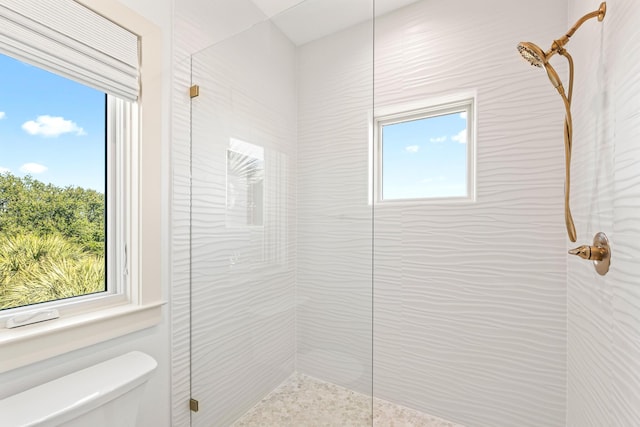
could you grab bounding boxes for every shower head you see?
[517,41,563,93]
[517,42,546,67]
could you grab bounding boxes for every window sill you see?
[0,301,164,373]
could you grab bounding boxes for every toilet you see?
[0,351,157,427]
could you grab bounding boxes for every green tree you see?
[0,173,106,309]
[0,172,105,254]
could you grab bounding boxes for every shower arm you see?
[545,2,606,59]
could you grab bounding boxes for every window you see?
[0,53,110,311]
[0,0,163,374]
[0,0,136,315]
[374,97,475,202]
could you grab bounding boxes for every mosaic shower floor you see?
[233,373,464,427]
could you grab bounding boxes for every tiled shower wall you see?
[567,0,640,425]
[170,1,640,427]
[296,1,568,426]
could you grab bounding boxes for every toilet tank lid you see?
[0,351,157,427]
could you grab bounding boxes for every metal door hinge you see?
[190,398,199,412]
[190,85,200,98]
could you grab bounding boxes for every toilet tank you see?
[0,351,157,427]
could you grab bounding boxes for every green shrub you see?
[0,233,105,310]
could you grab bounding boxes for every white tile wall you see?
[297,1,568,426]
[567,0,640,426]
[172,1,640,426]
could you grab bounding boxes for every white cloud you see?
[451,129,467,144]
[0,166,10,174]
[22,115,86,137]
[0,112,5,120]
[429,136,447,143]
[405,145,420,153]
[20,163,48,174]
[459,112,467,120]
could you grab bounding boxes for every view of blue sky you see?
[0,53,106,192]
[382,111,468,200]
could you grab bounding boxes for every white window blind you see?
[0,0,139,101]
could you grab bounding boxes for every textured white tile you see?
[567,0,640,426]
[298,1,567,426]
[170,1,640,426]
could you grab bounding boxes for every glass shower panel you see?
[190,1,373,425]
[189,20,297,427]
[293,1,375,420]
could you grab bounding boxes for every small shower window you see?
[374,97,475,202]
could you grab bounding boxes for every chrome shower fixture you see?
[517,2,606,242]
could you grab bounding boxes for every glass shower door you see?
[189,2,374,425]
[189,20,298,426]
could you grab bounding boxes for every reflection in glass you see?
[226,139,264,227]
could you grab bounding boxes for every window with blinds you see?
[0,0,139,101]
[0,0,139,312]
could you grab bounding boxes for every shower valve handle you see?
[568,232,611,276]
[568,244,607,261]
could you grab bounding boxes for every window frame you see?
[373,96,476,204]
[0,0,164,374]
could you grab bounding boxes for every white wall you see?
[373,2,568,425]
[0,1,173,427]
[567,0,640,425]
[297,1,568,426]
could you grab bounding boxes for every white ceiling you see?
[251,0,422,45]
[250,0,305,18]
